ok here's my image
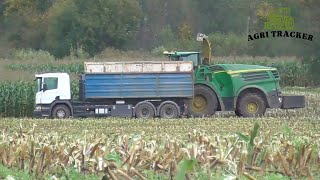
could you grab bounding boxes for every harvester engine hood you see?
[216,64,276,73]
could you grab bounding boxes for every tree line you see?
[0,0,319,59]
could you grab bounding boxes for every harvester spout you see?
[196,33,211,65]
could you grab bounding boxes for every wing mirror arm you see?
[42,83,47,92]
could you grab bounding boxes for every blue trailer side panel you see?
[83,73,193,99]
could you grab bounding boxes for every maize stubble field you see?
[0,55,320,179]
[0,88,319,180]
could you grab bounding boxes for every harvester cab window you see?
[170,56,182,61]
[43,77,58,90]
[184,54,199,66]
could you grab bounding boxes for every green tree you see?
[46,0,143,58]
[0,1,5,31]
[154,25,176,47]
[195,0,251,34]
[2,0,53,50]
[136,0,197,50]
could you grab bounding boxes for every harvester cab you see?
[163,33,212,68]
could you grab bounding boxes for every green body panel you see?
[215,64,279,96]
[193,64,281,110]
[217,64,273,71]
[165,51,281,110]
[195,64,279,95]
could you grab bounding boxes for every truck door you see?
[40,77,59,104]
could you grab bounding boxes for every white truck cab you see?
[35,73,71,104]
[34,73,71,117]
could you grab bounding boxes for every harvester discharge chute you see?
[196,33,211,65]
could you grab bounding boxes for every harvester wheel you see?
[236,93,266,118]
[235,109,241,117]
[135,102,155,119]
[187,85,218,117]
[52,104,71,119]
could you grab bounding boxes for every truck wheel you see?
[187,85,218,117]
[135,103,155,119]
[52,105,71,119]
[236,93,266,118]
[160,103,179,119]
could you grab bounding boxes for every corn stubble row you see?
[0,122,319,180]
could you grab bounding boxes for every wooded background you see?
[0,0,319,59]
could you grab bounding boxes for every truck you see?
[33,33,305,119]
[34,61,195,119]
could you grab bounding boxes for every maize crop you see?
[5,60,316,86]
[0,81,35,117]
[0,81,79,117]
[6,63,84,75]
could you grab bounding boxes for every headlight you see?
[35,106,42,110]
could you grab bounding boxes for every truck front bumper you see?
[33,104,51,118]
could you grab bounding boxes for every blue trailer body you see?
[82,73,194,100]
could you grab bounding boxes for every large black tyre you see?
[159,103,179,119]
[236,93,266,118]
[235,109,241,117]
[187,85,218,117]
[135,102,155,119]
[52,104,71,119]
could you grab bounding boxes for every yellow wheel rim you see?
[191,95,207,113]
[247,102,258,113]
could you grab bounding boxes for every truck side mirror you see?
[42,83,47,92]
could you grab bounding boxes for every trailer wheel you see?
[187,85,218,117]
[135,102,155,119]
[52,104,71,119]
[160,103,179,119]
[236,93,266,118]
